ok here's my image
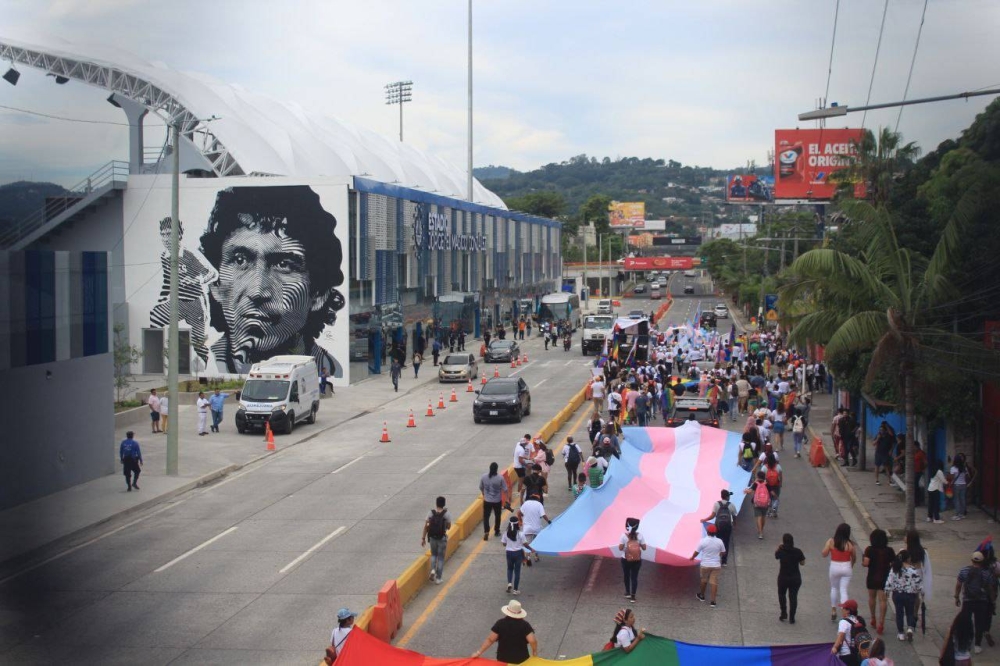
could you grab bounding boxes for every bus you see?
[538,292,582,331]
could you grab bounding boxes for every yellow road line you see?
[395,405,593,648]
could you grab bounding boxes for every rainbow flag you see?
[335,628,840,665]
[530,422,750,566]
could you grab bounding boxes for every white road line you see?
[583,556,604,592]
[153,526,238,573]
[418,452,449,474]
[564,360,574,366]
[533,378,548,388]
[330,455,364,474]
[278,526,346,573]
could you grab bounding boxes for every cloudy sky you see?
[2,0,998,186]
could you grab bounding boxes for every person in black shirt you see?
[775,532,806,623]
[471,600,537,663]
[521,465,547,505]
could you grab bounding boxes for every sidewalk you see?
[809,390,998,666]
[0,361,447,575]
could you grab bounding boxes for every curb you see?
[808,424,880,536]
[356,381,590,636]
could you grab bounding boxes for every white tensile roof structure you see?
[0,33,506,208]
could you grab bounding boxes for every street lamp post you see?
[798,88,1000,121]
[384,81,413,142]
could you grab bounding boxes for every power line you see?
[0,103,165,127]
[862,0,891,129]
[895,0,929,133]
[823,0,842,106]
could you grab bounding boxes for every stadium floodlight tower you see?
[384,80,413,142]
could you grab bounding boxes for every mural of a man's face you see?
[210,222,325,362]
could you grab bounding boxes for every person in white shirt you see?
[511,435,530,501]
[591,378,606,414]
[517,495,550,564]
[330,608,356,657]
[607,388,623,422]
[195,391,210,436]
[610,608,646,653]
[690,524,727,607]
[158,394,170,434]
[147,388,162,434]
[618,518,647,603]
[500,515,537,594]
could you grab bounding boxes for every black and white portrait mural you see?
[129,179,351,384]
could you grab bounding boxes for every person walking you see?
[413,351,422,378]
[196,391,210,436]
[745,471,771,540]
[511,435,530,502]
[823,523,858,622]
[873,422,896,486]
[591,377,606,414]
[148,388,162,434]
[727,379,739,422]
[562,436,582,492]
[955,550,996,654]
[500,516,536,595]
[329,608,356,659]
[159,392,170,434]
[421,496,452,584]
[480,463,508,540]
[950,453,976,520]
[775,533,805,623]
[763,452,783,519]
[119,430,143,492]
[518,494,550,566]
[690,523,726,608]
[471,600,537,663]
[618,518,647,603]
[831,599,867,666]
[863,529,895,636]
[209,388,230,433]
[389,358,401,392]
[790,408,805,458]
[432,337,441,366]
[608,608,646,653]
[700,489,735,566]
[926,460,947,523]
[885,549,922,642]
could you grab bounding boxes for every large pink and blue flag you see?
[531,422,751,566]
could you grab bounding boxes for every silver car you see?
[438,353,479,383]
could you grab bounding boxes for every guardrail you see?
[0,160,129,248]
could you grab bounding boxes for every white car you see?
[714,304,729,319]
[684,270,697,278]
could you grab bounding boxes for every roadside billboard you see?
[774,128,864,199]
[609,201,645,228]
[726,174,774,203]
[624,256,693,271]
[651,236,702,246]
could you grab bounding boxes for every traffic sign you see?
[766,310,778,321]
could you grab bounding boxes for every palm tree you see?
[831,127,921,205]
[779,189,999,531]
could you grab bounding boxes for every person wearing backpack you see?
[763,453,783,519]
[421,496,452,584]
[119,431,143,492]
[700,489,735,566]
[744,471,772,540]
[955,550,997,654]
[831,599,871,666]
[618,518,647,603]
[791,409,806,458]
[738,434,757,472]
[690,523,726,608]
[562,436,582,492]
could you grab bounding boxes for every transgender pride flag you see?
[531,422,751,566]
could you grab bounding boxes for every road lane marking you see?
[418,452,449,474]
[279,526,346,573]
[564,360,574,366]
[330,455,364,474]
[153,526,238,573]
[533,378,548,388]
[396,406,594,648]
[583,556,604,592]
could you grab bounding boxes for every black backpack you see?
[427,510,447,539]
[847,616,873,659]
[714,502,733,530]
[964,566,988,601]
[545,449,555,466]
[567,443,581,467]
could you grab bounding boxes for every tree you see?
[779,191,1000,532]
[113,323,142,406]
[504,191,566,219]
[579,194,613,236]
[831,127,920,205]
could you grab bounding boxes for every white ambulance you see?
[235,355,320,434]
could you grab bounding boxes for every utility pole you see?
[167,121,180,476]
[467,0,474,202]
[598,234,603,297]
[582,225,588,301]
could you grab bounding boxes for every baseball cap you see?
[706,523,717,534]
[336,608,357,621]
[972,551,985,563]
[840,599,858,612]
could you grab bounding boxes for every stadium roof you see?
[0,33,506,208]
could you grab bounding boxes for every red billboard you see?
[774,128,864,199]
[726,174,774,203]
[624,257,693,271]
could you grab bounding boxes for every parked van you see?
[235,355,320,435]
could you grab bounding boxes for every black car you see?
[683,285,695,294]
[633,284,647,294]
[485,340,521,363]
[474,377,532,423]
[665,397,719,427]
[699,312,717,328]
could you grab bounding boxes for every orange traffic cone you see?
[493,367,499,378]
[379,421,391,443]
[522,353,528,364]
[481,373,488,385]
[426,401,435,417]
[510,358,517,369]
[265,422,275,451]
[467,379,475,393]
[406,410,417,428]
[450,388,458,402]
[437,394,447,409]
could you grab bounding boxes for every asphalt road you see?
[398,281,922,665]
[0,330,594,664]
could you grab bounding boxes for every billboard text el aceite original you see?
[773,128,864,200]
